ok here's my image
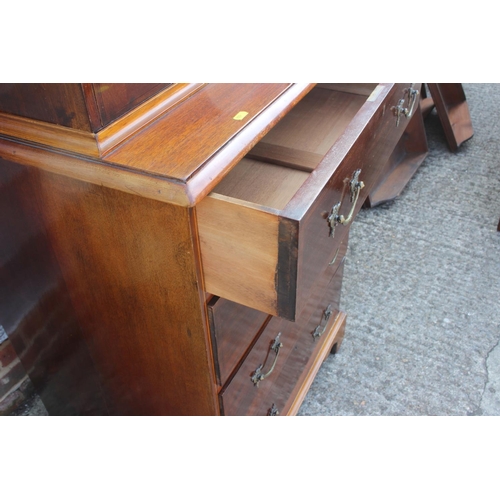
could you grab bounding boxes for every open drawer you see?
[197,83,419,320]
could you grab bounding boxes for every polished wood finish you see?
[0,111,101,157]
[106,84,294,180]
[207,297,269,386]
[0,83,418,415]
[1,84,314,207]
[365,101,429,207]
[96,83,205,155]
[419,84,435,118]
[207,231,349,415]
[198,84,412,320]
[0,159,108,415]
[0,83,173,133]
[32,170,218,415]
[0,84,92,131]
[1,156,219,414]
[89,83,170,129]
[220,256,345,416]
[426,84,474,151]
[0,84,205,158]
[365,83,474,207]
[286,311,346,415]
[0,137,190,206]
[364,83,474,207]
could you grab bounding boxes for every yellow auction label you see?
[233,111,249,120]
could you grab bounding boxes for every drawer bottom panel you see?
[220,260,345,416]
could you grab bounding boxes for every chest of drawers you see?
[0,83,417,415]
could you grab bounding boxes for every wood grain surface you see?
[3,165,219,415]
[198,84,411,320]
[212,158,309,210]
[107,83,292,180]
[365,100,429,207]
[427,83,474,151]
[207,297,269,386]
[0,159,108,415]
[0,84,204,159]
[0,84,315,207]
[0,84,92,131]
[90,83,170,130]
[220,255,346,416]
[197,194,281,317]
[0,83,415,416]
[0,83,173,134]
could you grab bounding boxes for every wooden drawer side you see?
[198,84,413,320]
[197,195,283,317]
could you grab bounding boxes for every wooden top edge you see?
[97,83,206,155]
[0,111,100,157]
[0,84,206,159]
[105,84,297,180]
[183,83,316,205]
[0,84,315,208]
[0,136,192,206]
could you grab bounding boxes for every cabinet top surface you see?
[0,83,317,206]
[0,83,394,207]
[106,83,292,182]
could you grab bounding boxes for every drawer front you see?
[220,251,346,416]
[290,84,419,317]
[207,297,269,386]
[199,84,418,320]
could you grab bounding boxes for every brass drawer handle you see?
[312,304,333,340]
[405,85,419,117]
[251,333,283,386]
[327,169,365,237]
[267,404,279,416]
[392,84,419,126]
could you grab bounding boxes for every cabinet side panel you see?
[0,159,109,415]
[0,84,92,131]
[35,170,217,415]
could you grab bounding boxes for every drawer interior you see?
[211,84,378,209]
[198,83,386,319]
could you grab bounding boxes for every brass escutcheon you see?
[267,404,279,416]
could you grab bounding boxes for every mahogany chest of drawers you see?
[0,83,418,415]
